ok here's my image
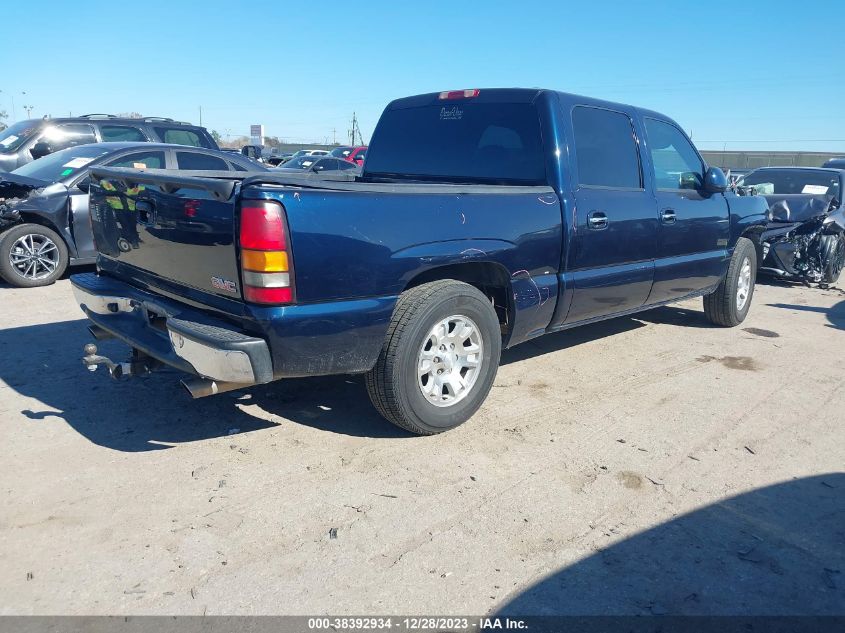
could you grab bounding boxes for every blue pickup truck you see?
[72,88,769,434]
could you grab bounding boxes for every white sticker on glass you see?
[63,157,95,168]
[802,184,829,194]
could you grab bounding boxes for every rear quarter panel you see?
[246,187,563,346]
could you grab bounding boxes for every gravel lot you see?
[0,273,843,615]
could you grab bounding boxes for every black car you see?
[737,167,845,284]
[0,115,219,172]
[823,158,845,169]
[271,155,360,180]
[0,142,265,287]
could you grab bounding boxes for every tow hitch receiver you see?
[82,343,159,380]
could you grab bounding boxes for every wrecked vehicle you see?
[72,88,768,434]
[0,143,265,287]
[736,167,845,285]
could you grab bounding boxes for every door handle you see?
[588,211,608,230]
[661,208,677,224]
[136,200,156,226]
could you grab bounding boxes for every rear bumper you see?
[71,272,273,385]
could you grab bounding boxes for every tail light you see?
[239,201,294,304]
[438,89,480,100]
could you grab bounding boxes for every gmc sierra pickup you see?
[72,88,769,434]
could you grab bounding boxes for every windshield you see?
[11,145,111,183]
[365,101,546,184]
[330,147,353,158]
[739,169,842,198]
[281,157,317,170]
[0,120,42,154]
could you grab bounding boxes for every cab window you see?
[644,118,704,190]
[572,106,642,189]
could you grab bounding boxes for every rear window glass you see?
[364,102,545,184]
[153,127,210,148]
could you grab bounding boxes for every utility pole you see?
[23,104,34,118]
[332,128,336,144]
[349,112,362,146]
[199,106,203,126]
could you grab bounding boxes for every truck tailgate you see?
[88,167,243,299]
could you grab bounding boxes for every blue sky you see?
[4,0,844,151]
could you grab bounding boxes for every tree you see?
[0,109,7,132]
[210,129,222,144]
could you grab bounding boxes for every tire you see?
[365,280,502,435]
[703,237,757,327]
[819,234,845,284]
[0,223,69,288]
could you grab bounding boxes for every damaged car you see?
[736,167,845,285]
[0,143,264,287]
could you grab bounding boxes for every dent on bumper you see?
[71,275,273,384]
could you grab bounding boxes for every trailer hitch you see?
[82,343,158,380]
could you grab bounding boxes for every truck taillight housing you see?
[239,201,294,305]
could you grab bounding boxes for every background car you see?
[0,115,218,172]
[0,143,265,288]
[822,158,845,169]
[270,155,360,181]
[330,145,368,166]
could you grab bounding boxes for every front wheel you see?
[365,280,502,435]
[0,223,69,288]
[820,234,845,284]
[703,237,757,327]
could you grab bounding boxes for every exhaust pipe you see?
[181,377,250,399]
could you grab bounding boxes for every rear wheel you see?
[365,280,502,435]
[704,237,757,327]
[820,234,845,284]
[0,223,68,288]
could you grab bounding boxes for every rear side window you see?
[365,102,545,184]
[153,127,210,148]
[100,125,147,142]
[572,106,642,189]
[175,151,229,170]
[339,160,357,170]
[107,151,166,169]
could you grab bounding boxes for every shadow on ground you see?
[497,474,845,616]
[767,299,845,331]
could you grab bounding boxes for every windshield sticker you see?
[440,106,463,121]
[0,135,19,147]
[60,168,74,177]
[802,184,829,195]
[63,157,95,169]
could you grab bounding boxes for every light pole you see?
[0,90,16,120]
[23,104,34,118]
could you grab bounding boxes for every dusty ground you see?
[0,273,843,616]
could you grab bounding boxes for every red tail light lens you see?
[239,201,294,305]
[240,203,286,250]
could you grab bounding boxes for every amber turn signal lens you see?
[241,249,288,272]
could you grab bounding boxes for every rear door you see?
[562,105,657,324]
[643,118,730,303]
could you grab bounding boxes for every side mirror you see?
[30,142,53,159]
[703,166,728,193]
[76,178,90,193]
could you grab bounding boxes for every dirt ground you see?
[0,273,843,616]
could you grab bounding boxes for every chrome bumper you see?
[71,275,273,385]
